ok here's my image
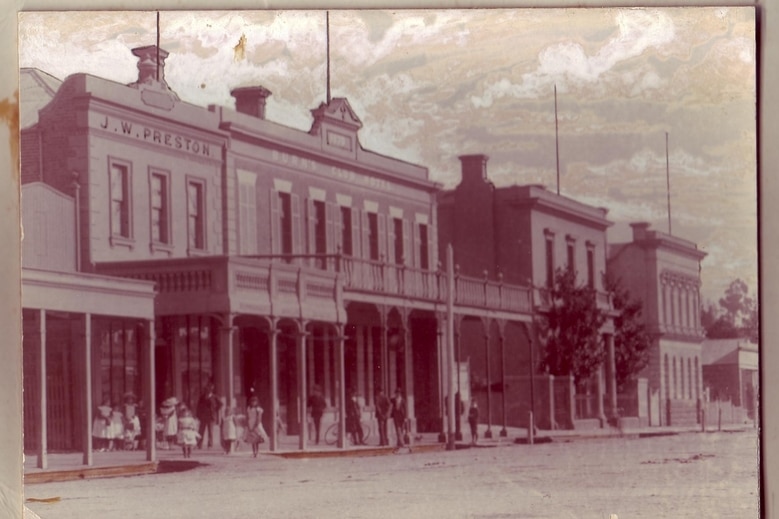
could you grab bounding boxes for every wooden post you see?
[335,324,347,449]
[484,330,493,439]
[297,323,309,451]
[145,319,156,462]
[82,313,93,466]
[499,330,507,437]
[268,322,279,452]
[37,309,47,470]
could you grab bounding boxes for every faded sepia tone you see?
[10,6,765,519]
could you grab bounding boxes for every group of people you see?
[156,382,271,459]
[91,392,143,452]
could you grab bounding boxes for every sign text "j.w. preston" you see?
[96,115,213,157]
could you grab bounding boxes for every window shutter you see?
[270,189,279,254]
[377,214,386,262]
[291,193,302,254]
[403,219,411,266]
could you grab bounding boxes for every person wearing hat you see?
[391,388,407,448]
[375,388,391,447]
[196,382,222,449]
[306,385,327,445]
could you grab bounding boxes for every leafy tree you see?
[537,268,607,386]
[704,279,759,341]
[606,276,652,391]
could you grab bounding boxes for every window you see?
[237,170,257,255]
[313,200,327,255]
[187,180,205,251]
[279,192,293,255]
[566,239,575,274]
[545,232,555,288]
[586,246,595,289]
[340,206,353,256]
[150,171,169,245]
[110,162,131,238]
[393,218,404,264]
[368,212,379,260]
[418,223,429,270]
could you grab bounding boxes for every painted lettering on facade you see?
[97,115,212,157]
[270,149,394,193]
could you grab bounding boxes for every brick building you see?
[20,45,534,466]
[608,222,707,426]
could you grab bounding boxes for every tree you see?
[704,279,759,341]
[605,276,652,391]
[537,268,607,387]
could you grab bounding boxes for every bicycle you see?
[324,410,373,446]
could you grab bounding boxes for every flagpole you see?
[554,84,560,195]
[156,11,160,82]
[666,131,672,235]
[326,11,331,104]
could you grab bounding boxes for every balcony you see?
[97,253,534,321]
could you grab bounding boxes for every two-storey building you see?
[608,222,707,426]
[21,45,534,466]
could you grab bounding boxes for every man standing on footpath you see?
[375,388,391,446]
[197,381,222,449]
[307,385,327,445]
[391,387,407,448]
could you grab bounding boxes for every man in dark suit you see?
[307,385,327,445]
[375,389,391,446]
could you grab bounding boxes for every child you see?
[221,406,238,455]
[160,397,179,450]
[245,396,268,458]
[177,407,199,458]
[109,403,125,451]
[92,398,112,452]
[468,399,479,445]
[122,392,140,450]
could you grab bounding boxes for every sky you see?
[17,8,757,304]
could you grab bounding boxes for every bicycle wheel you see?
[324,423,339,446]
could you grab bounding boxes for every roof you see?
[20,68,62,128]
[702,338,758,365]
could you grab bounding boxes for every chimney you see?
[231,86,273,119]
[630,221,651,241]
[458,154,489,185]
[131,45,170,87]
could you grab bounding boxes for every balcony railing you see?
[248,253,533,314]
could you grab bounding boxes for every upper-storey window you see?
[566,237,575,275]
[418,223,429,270]
[392,217,404,265]
[237,170,257,255]
[367,212,379,261]
[187,180,205,251]
[110,161,131,239]
[150,171,170,245]
[279,191,293,255]
[340,206,353,256]
[586,243,595,289]
[544,230,555,288]
[313,200,327,255]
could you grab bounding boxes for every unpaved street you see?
[25,430,759,519]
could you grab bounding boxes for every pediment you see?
[310,97,363,135]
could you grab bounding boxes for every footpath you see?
[23,421,755,484]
